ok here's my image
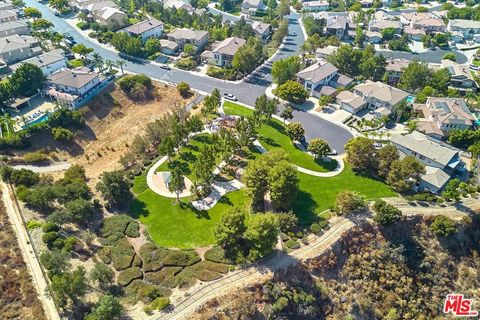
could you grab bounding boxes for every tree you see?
[64,164,86,181]
[193,146,216,193]
[307,138,330,159]
[268,161,298,211]
[280,106,293,123]
[52,127,74,142]
[231,17,254,39]
[214,207,247,258]
[85,295,123,320]
[334,191,366,215]
[183,43,196,56]
[387,156,425,193]
[31,18,53,31]
[345,137,378,174]
[90,262,114,290]
[49,0,70,13]
[177,81,190,97]
[271,56,301,85]
[10,63,45,96]
[254,95,278,121]
[72,43,94,60]
[145,37,162,57]
[158,136,175,161]
[417,5,428,12]
[381,27,396,41]
[169,166,185,202]
[96,171,131,208]
[24,7,42,19]
[245,213,279,261]
[232,38,264,75]
[40,249,70,276]
[442,178,461,201]
[398,61,432,92]
[273,80,309,103]
[430,215,457,237]
[63,199,94,223]
[285,122,305,143]
[116,60,126,75]
[377,144,399,179]
[372,199,402,225]
[92,53,104,73]
[51,266,87,308]
[442,52,456,61]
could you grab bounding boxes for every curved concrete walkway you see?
[191,179,244,211]
[146,156,193,198]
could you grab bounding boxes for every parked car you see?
[160,64,171,70]
[470,64,479,71]
[223,93,237,101]
[327,149,337,156]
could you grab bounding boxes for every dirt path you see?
[2,182,60,320]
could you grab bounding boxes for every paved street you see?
[25,0,353,152]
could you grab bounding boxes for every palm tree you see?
[116,60,126,75]
[105,60,115,73]
[92,53,104,73]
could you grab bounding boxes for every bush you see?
[442,53,456,61]
[76,21,89,30]
[100,215,137,238]
[334,191,366,215]
[163,250,201,267]
[27,219,43,230]
[150,297,170,311]
[124,280,171,305]
[110,238,136,271]
[430,215,457,237]
[176,262,223,284]
[132,254,142,267]
[206,66,238,80]
[42,222,60,233]
[144,267,182,288]
[139,242,168,272]
[204,246,234,264]
[23,151,49,163]
[98,246,112,264]
[117,267,143,286]
[125,220,140,237]
[177,82,190,97]
[285,239,300,249]
[8,168,40,187]
[175,58,197,70]
[52,127,74,141]
[372,199,402,225]
[118,74,152,100]
[42,231,59,246]
[310,222,322,234]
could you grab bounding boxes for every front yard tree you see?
[273,80,309,104]
[10,63,45,96]
[24,7,42,19]
[169,166,185,202]
[72,43,94,60]
[398,61,431,92]
[345,137,378,175]
[334,190,366,215]
[280,106,293,123]
[245,213,279,261]
[96,171,131,208]
[268,161,298,212]
[372,199,402,225]
[145,37,162,57]
[85,295,123,320]
[271,56,301,85]
[377,144,399,179]
[285,122,305,143]
[183,43,196,56]
[387,156,425,193]
[31,18,53,31]
[307,138,331,160]
[214,207,247,258]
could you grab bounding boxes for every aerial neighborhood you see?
[2,0,480,319]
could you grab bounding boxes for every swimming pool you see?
[22,113,50,129]
[406,96,415,104]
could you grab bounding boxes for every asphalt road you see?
[23,0,353,151]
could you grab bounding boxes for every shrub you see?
[372,199,402,225]
[76,21,89,30]
[124,280,171,304]
[42,222,60,233]
[430,215,457,237]
[176,58,197,70]
[110,238,136,271]
[204,246,234,264]
[125,220,140,237]
[9,168,40,187]
[310,222,322,234]
[117,267,143,286]
[42,231,59,246]
[163,250,201,267]
[334,191,366,215]
[100,215,137,238]
[23,151,49,163]
[285,239,300,249]
[139,242,168,272]
[118,74,153,100]
[27,219,43,230]
[98,246,112,264]
[442,53,456,61]
[177,82,190,97]
[52,127,74,142]
[206,66,237,80]
[150,297,170,311]
[176,262,222,284]
[144,267,182,288]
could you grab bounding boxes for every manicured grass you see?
[131,165,249,248]
[223,102,337,172]
[295,165,397,224]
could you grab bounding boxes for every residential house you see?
[414,97,476,140]
[400,12,445,34]
[0,9,17,23]
[0,1,14,11]
[160,39,179,55]
[44,67,110,108]
[95,6,128,30]
[122,18,164,41]
[202,37,246,68]
[448,19,480,41]
[391,131,467,193]
[10,49,67,76]
[325,15,348,39]
[385,58,410,85]
[359,0,373,7]
[403,26,425,41]
[336,91,366,114]
[0,34,41,65]
[249,21,271,43]
[368,20,402,34]
[0,20,29,38]
[295,60,353,98]
[365,31,382,44]
[315,45,338,59]
[353,80,409,113]
[167,28,208,52]
[374,10,396,21]
[302,0,329,12]
[82,0,116,12]
[241,0,267,17]
[162,0,194,13]
[442,59,477,91]
[450,31,464,43]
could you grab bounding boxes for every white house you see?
[10,49,67,76]
[241,0,267,16]
[448,19,480,41]
[167,28,209,52]
[0,19,29,38]
[0,10,17,23]
[0,34,41,65]
[95,6,128,30]
[302,0,329,12]
[353,80,409,112]
[122,18,164,41]
[160,39,179,55]
[202,37,246,68]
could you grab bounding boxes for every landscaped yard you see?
[223,102,338,172]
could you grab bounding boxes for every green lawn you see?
[131,169,249,249]
[223,102,337,172]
